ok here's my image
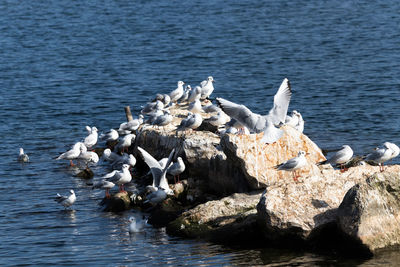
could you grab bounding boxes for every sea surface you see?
[1,0,400,266]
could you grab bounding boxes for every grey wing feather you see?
[216,98,260,131]
[55,194,67,203]
[329,149,348,164]
[268,78,292,125]
[278,158,299,170]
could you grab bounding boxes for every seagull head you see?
[178,81,185,86]
[207,76,214,82]
[70,189,75,195]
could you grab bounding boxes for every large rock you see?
[220,125,327,189]
[257,163,400,254]
[338,167,400,252]
[167,192,263,244]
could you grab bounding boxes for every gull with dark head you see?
[216,78,292,144]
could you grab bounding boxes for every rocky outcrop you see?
[338,168,400,252]
[167,191,263,244]
[220,125,327,189]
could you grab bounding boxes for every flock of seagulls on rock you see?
[18,75,400,226]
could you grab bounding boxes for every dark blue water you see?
[1,0,400,265]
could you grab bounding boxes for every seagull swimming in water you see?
[274,151,308,182]
[128,216,147,233]
[18,148,29,163]
[216,78,292,144]
[55,189,76,209]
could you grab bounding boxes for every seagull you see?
[384,142,400,161]
[144,186,168,205]
[202,103,221,113]
[285,110,300,127]
[176,113,202,133]
[77,150,99,167]
[55,189,76,209]
[200,76,215,100]
[92,180,115,199]
[318,145,353,172]
[118,115,144,133]
[137,146,175,196]
[102,164,132,192]
[274,151,308,182]
[188,99,202,114]
[56,142,86,166]
[178,85,191,104]
[170,81,185,104]
[204,112,230,131]
[141,100,164,115]
[18,148,29,163]
[84,126,98,149]
[365,143,394,172]
[99,129,119,143]
[188,85,202,103]
[112,153,137,170]
[167,157,186,183]
[129,216,147,233]
[115,133,135,153]
[216,78,292,144]
[152,110,173,130]
[102,148,122,163]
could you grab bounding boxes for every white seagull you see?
[365,143,394,172]
[128,216,147,233]
[188,85,202,103]
[99,128,119,143]
[102,164,132,192]
[137,146,175,197]
[18,148,29,163]
[167,157,186,184]
[216,78,292,144]
[92,180,115,199]
[318,145,353,172]
[84,126,98,149]
[56,142,86,166]
[384,142,400,161]
[55,189,76,209]
[200,76,215,100]
[170,81,185,103]
[274,151,308,182]
[176,113,202,133]
[115,133,135,154]
[188,99,202,114]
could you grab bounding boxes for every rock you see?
[167,192,263,244]
[101,191,132,212]
[147,198,186,227]
[337,167,400,253]
[220,125,327,189]
[76,168,94,179]
[257,162,400,255]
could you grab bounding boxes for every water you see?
[1,0,399,265]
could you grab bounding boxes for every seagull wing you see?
[159,149,176,190]
[216,97,261,132]
[268,78,292,125]
[137,147,164,187]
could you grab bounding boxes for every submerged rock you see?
[101,191,132,212]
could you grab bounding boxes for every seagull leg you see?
[105,189,111,199]
[69,160,75,167]
[380,163,385,172]
[292,171,298,182]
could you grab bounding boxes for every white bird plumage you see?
[55,189,76,208]
[275,151,307,181]
[102,164,132,192]
[18,148,29,163]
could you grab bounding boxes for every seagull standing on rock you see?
[274,151,308,182]
[84,126,98,149]
[92,180,115,199]
[200,76,215,100]
[170,81,185,104]
[318,145,353,172]
[115,133,135,153]
[102,164,132,192]
[55,189,76,209]
[168,157,185,183]
[176,113,203,133]
[100,129,119,143]
[56,142,86,166]
[18,148,29,163]
[365,143,394,172]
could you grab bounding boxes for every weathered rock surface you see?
[338,167,400,252]
[221,125,327,189]
[100,191,132,212]
[167,192,263,244]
